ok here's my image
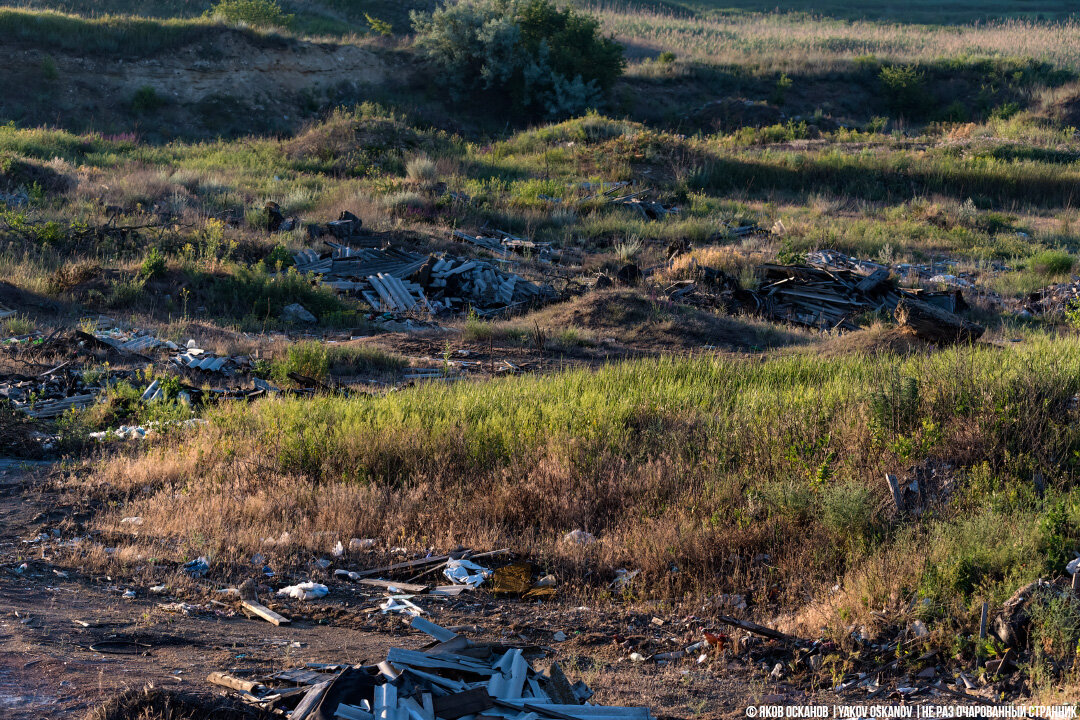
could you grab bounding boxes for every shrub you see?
[208,0,293,30]
[405,156,439,186]
[879,64,928,116]
[131,86,165,114]
[139,247,166,279]
[1030,249,1075,276]
[410,0,625,118]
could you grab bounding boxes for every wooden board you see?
[241,600,290,626]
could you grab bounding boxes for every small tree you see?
[410,0,625,118]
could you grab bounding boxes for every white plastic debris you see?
[182,556,209,577]
[150,584,167,594]
[120,516,143,525]
[277,582,328,600]
[380,595,424,616]
[910,619,929,638]
[332,541,345,557]
[314,558,331,569]
[1067,557,1080,575]
[443,558,492,588]
[562,529,595,546]
[122,589,136,599]
[349,538,377,552]
[629,652,646,663]
[612,568,641,588]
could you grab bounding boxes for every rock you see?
[594,274,613,289]
[616,263,642,286]
[910,620,929,638]
[281,303,316,324]
[553,630,567,642]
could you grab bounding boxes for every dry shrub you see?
[658,244,771,284]
[45,260,100,295]
[86,687,269,720]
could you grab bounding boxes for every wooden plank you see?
[356,578,431,593]
[884,474,904,512]
[241,599,290,626]
[409,616,458,643]
[354,555,451,579]
[714,614,803,644]
[207,671,264,694]
[856,268,890,293]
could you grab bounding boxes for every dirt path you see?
[0,462,827,719]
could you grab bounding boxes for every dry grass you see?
[593,6,1080,72]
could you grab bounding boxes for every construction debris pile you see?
[1019,277,1080,316]
[206,617,653,720]
[665,249,985,342]
[293,241,555,315]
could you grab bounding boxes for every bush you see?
[131,85,165,114]
[879,64,928,117]
[410,0,625,118]
[208,0,293,30]
[139,247,166,279]
[1030,249,1075,276]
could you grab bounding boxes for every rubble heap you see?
[293,244,555,315]
[206,617,653,720]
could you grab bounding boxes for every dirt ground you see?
[0,462,838,720]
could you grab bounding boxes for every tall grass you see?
[89,338,1080,618]
[590,6,1080,72]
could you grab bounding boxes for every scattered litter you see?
[182,556,209,577]
[443,559,492,588]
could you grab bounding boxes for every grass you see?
[67,336,1080,699]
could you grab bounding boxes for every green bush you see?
[131,85,165,114]
[879,64,928,116]
[410,0,625,118]
[139,247,166,279]
[1030,249,1075,276]
[208,0,293,30]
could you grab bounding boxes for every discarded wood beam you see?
[241,599,290,626]
[884,473,904,512]
[714,614,803,644]
[207,671,265,694]
[894,296,984,343]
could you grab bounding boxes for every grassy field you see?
[3,0,1080,702]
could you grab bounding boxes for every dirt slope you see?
[0,29,392,140]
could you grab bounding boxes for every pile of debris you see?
[754,263,984,341]
[292,244,555,315]
[206,617,653,720]
[1019,277,1080,316]
[453,230,553,260]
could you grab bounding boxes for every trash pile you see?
[293,243,555,314]
[1019,277,1080,316]
[453,230,553,261]
[205,616,653,720]
[668,254,985,341]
